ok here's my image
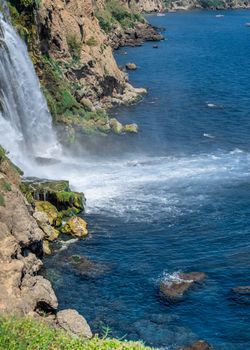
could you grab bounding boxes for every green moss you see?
[0,316,150,350]
[0,194,5,207]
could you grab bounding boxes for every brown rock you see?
[231,286,250,304]
[126,63,137,70]
[179,340,213,350]
[160,272,206,301]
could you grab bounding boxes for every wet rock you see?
[56,309,92,338]
[21,178,85,215]
[123,123,139,133]
[231,286,250,304]
[126,63,137,70]
[61,216,88,237]
[67,255,109,278]
[160,272,206,301]
[179,340,213,350]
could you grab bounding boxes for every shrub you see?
[86,36,98,46]
[2,182,12,192]
[67,36,82,60]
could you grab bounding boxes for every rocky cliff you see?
[0,146,92,336]
[162,0,250,11]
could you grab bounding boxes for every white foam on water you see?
[27,149,250,223]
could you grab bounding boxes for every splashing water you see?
[0,10,60,169]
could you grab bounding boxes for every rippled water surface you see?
[44,10,250,349]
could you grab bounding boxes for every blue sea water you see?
[44,10,250,350]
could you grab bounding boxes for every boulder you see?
[123,123,139,133]
[179,340,213,350]
[109,118,124,134]
[160,272,206,301]
[126,63,137,70]
[61,217,88,237]
[231,286,250,304]
[56,309,92,338]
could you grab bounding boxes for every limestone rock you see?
[62,216,88,237]
[56,309,92,338]
[35,201,61,227]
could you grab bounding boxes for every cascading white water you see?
[0,6,60,168]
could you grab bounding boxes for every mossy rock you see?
[109,118,123,134]
[21,178,85,215]
[35,201,62,227]
[61,217,88,237]
[123,123,138,133]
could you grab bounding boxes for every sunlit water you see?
[41,10,250,350]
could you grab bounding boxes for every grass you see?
[0,317,151,350]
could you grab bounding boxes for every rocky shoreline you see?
[0,147,92,336]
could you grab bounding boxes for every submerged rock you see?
[231,286,250,305]
[179,340,213,350]
[56,309,92,338]
[61,217,88,237]
[67,255,109,278]
[160,272,206,301]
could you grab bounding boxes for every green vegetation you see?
[1,181,12,192]
[0,194,5,207]
[96,0,145,33]
[0,146,6,161]
[86,36,98,46]
[0,317,150,350]
[67,36,82,61]
[198,0,225,7]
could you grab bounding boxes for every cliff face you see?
[0,147,92,336]
[37,0,149,110]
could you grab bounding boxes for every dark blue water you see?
[44,10,250,350]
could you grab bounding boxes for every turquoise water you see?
[45,10,250,349]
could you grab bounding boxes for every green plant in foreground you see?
[0,317,151,350]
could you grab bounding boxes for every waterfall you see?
[0,6,61,169]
